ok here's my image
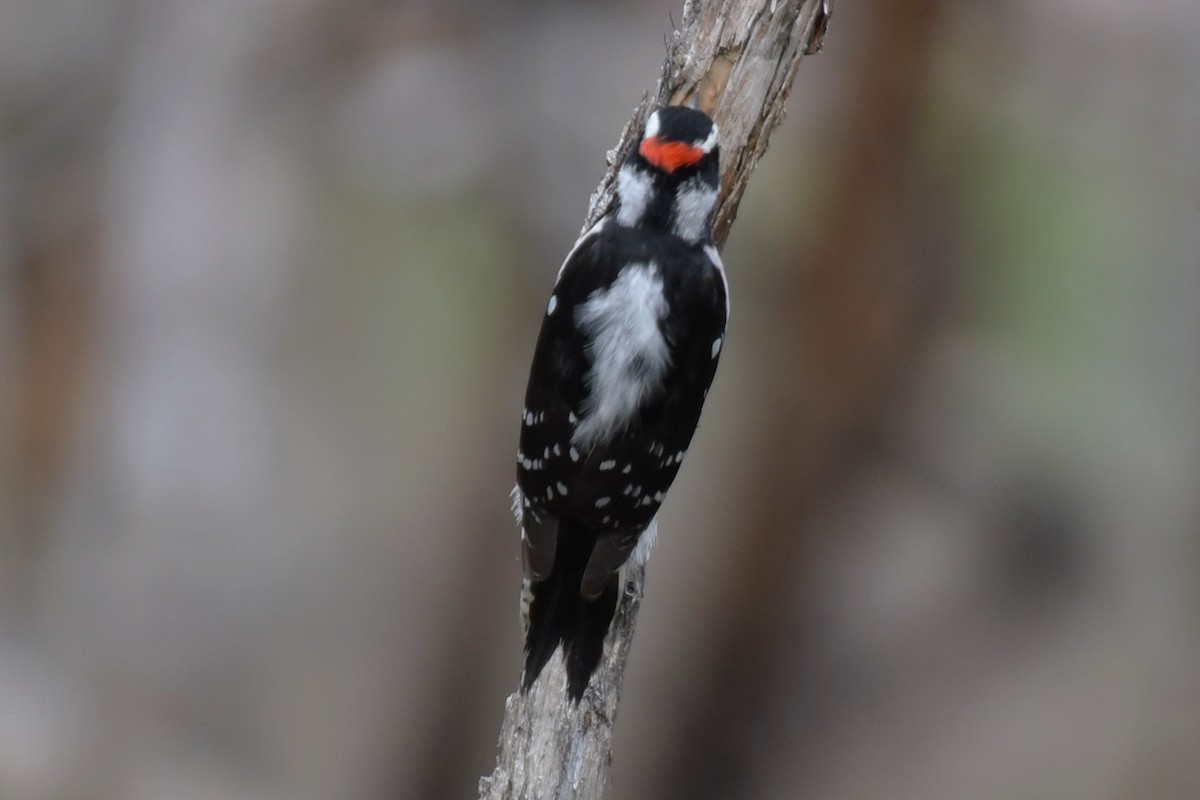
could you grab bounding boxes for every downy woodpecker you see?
[514,106,728,700]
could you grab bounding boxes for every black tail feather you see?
[522,519,619,701]
[565,576,618,700]
[521,567,571,693]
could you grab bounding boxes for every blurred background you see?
[1,0,1197,798]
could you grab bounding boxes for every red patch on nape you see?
[638,136,704,173]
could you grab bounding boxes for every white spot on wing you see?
[556,482,568,495]
[595,497,611,508]
[510,485,524,526]
[599,460,616,471]
[572,264,671,448]
[622,464,632,474]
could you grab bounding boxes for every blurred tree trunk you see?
[0,194,98,633]
[652,0,949,797]
[37,2,317,796]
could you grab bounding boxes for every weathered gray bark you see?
[478,2,832,798]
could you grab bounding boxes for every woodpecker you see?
[513,106,728,700]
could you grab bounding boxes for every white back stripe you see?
[572,263,670,447]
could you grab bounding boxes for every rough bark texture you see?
[581,0,830,249]
[653,0,948,795]
[478,2,832,798]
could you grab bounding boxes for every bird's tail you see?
[522,518,619,701]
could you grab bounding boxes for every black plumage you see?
[515,106,727,700]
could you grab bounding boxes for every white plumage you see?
[571,263,671,448]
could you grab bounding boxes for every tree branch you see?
[479,2,831,798]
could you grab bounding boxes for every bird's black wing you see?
[516,225,616,578]
[516,224,726,587]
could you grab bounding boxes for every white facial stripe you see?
[672,178,718,243]
[572,263,671,447]
[616,165,654,228]
[644,111,661,140]
[697,122,719,154]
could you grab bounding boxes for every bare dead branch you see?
[479,3,831,798]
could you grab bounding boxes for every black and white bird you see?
[513,106,729,700]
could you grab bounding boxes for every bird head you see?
[636,106,719,175]
[615,106,720,242]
